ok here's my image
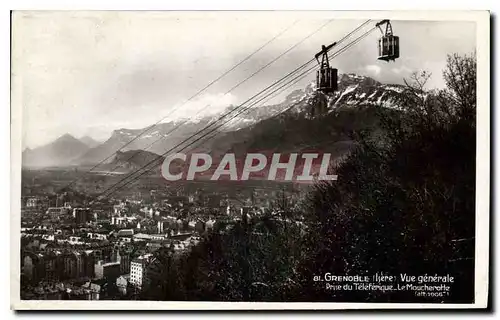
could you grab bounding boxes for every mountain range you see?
[22,73,405,170]
[79,136,101,148]
[23,134,92,168]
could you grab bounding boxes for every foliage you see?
[301,53,477,302]
[144,212,305,301]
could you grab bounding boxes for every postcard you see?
[10,10,490,310]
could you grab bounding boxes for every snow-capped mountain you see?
[218,73,404,128]
[75,121,211,165]
[264,73,404,115]
[202,73,406,159]
[328,73,404,108]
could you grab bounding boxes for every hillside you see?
[22,134,90,168]
[196,73,402,158]
[95,149,164,173]
[79,136,101,148]
[76,122,205,165]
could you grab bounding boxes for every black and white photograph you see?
[10,10,490,310]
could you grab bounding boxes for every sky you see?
[12,11,477,149]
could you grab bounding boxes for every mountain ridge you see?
[22,134,90,168]
[23,73,404,169]
[80,136,101,148]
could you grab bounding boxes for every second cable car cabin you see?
[315,43,338,94]
[377,20,399,62]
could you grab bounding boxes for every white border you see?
[9,10,490,310]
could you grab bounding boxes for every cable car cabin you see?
[315,43,338,94]
[376,21,399,62]
[316,67,338,94]
[378,35,399,61]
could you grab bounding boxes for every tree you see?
[443,52,477,121]
[301,52,476,303]
[142,246,184,300]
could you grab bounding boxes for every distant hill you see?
[79,136,101,148]
[75,119,236,165]
[75,123,178,165]
[22,134,90,168]
[95,149,164,174]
